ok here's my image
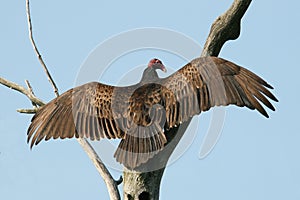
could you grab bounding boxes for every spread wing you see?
[27,81,167,169]
[158,56,278,129]
[28,82,126,145]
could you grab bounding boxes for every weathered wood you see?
[201,0,252,57]
[0,77,45,106]
[123,169,165,200]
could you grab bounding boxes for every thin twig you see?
[0,77,45,106]
[17,108,38,114]
[25,0,59,97]
[25,80,34,95]
[24,1,121,199]
[25,80,38,107]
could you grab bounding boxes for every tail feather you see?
[114,122,167,169]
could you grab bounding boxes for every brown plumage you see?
[27,57,278,169]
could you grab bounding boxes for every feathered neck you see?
[140,67,159,84]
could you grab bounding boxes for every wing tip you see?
[262,112,270,118]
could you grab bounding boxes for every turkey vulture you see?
[27,57,278,169]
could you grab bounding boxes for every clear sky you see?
[1,1,299,199]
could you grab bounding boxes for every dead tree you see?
[0,0,252,199]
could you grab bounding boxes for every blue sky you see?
[1,1,299,199]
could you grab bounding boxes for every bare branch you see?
[24,1,121,199]
[25,0,59,97]
[201,0,252,57]
[0,77,45,106]
[17,108,38,114]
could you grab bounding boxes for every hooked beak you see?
[161,65,167,73]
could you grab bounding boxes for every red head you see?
[148,58,166,72]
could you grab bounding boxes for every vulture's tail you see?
[114,122,167,170]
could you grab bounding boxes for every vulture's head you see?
[140,58,166,83]
[148,58,166,72]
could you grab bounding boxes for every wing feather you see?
[27,82,129,146]
[158,57,278,128]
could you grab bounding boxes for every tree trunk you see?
[121,0,252,199]
[123,168,165,200]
